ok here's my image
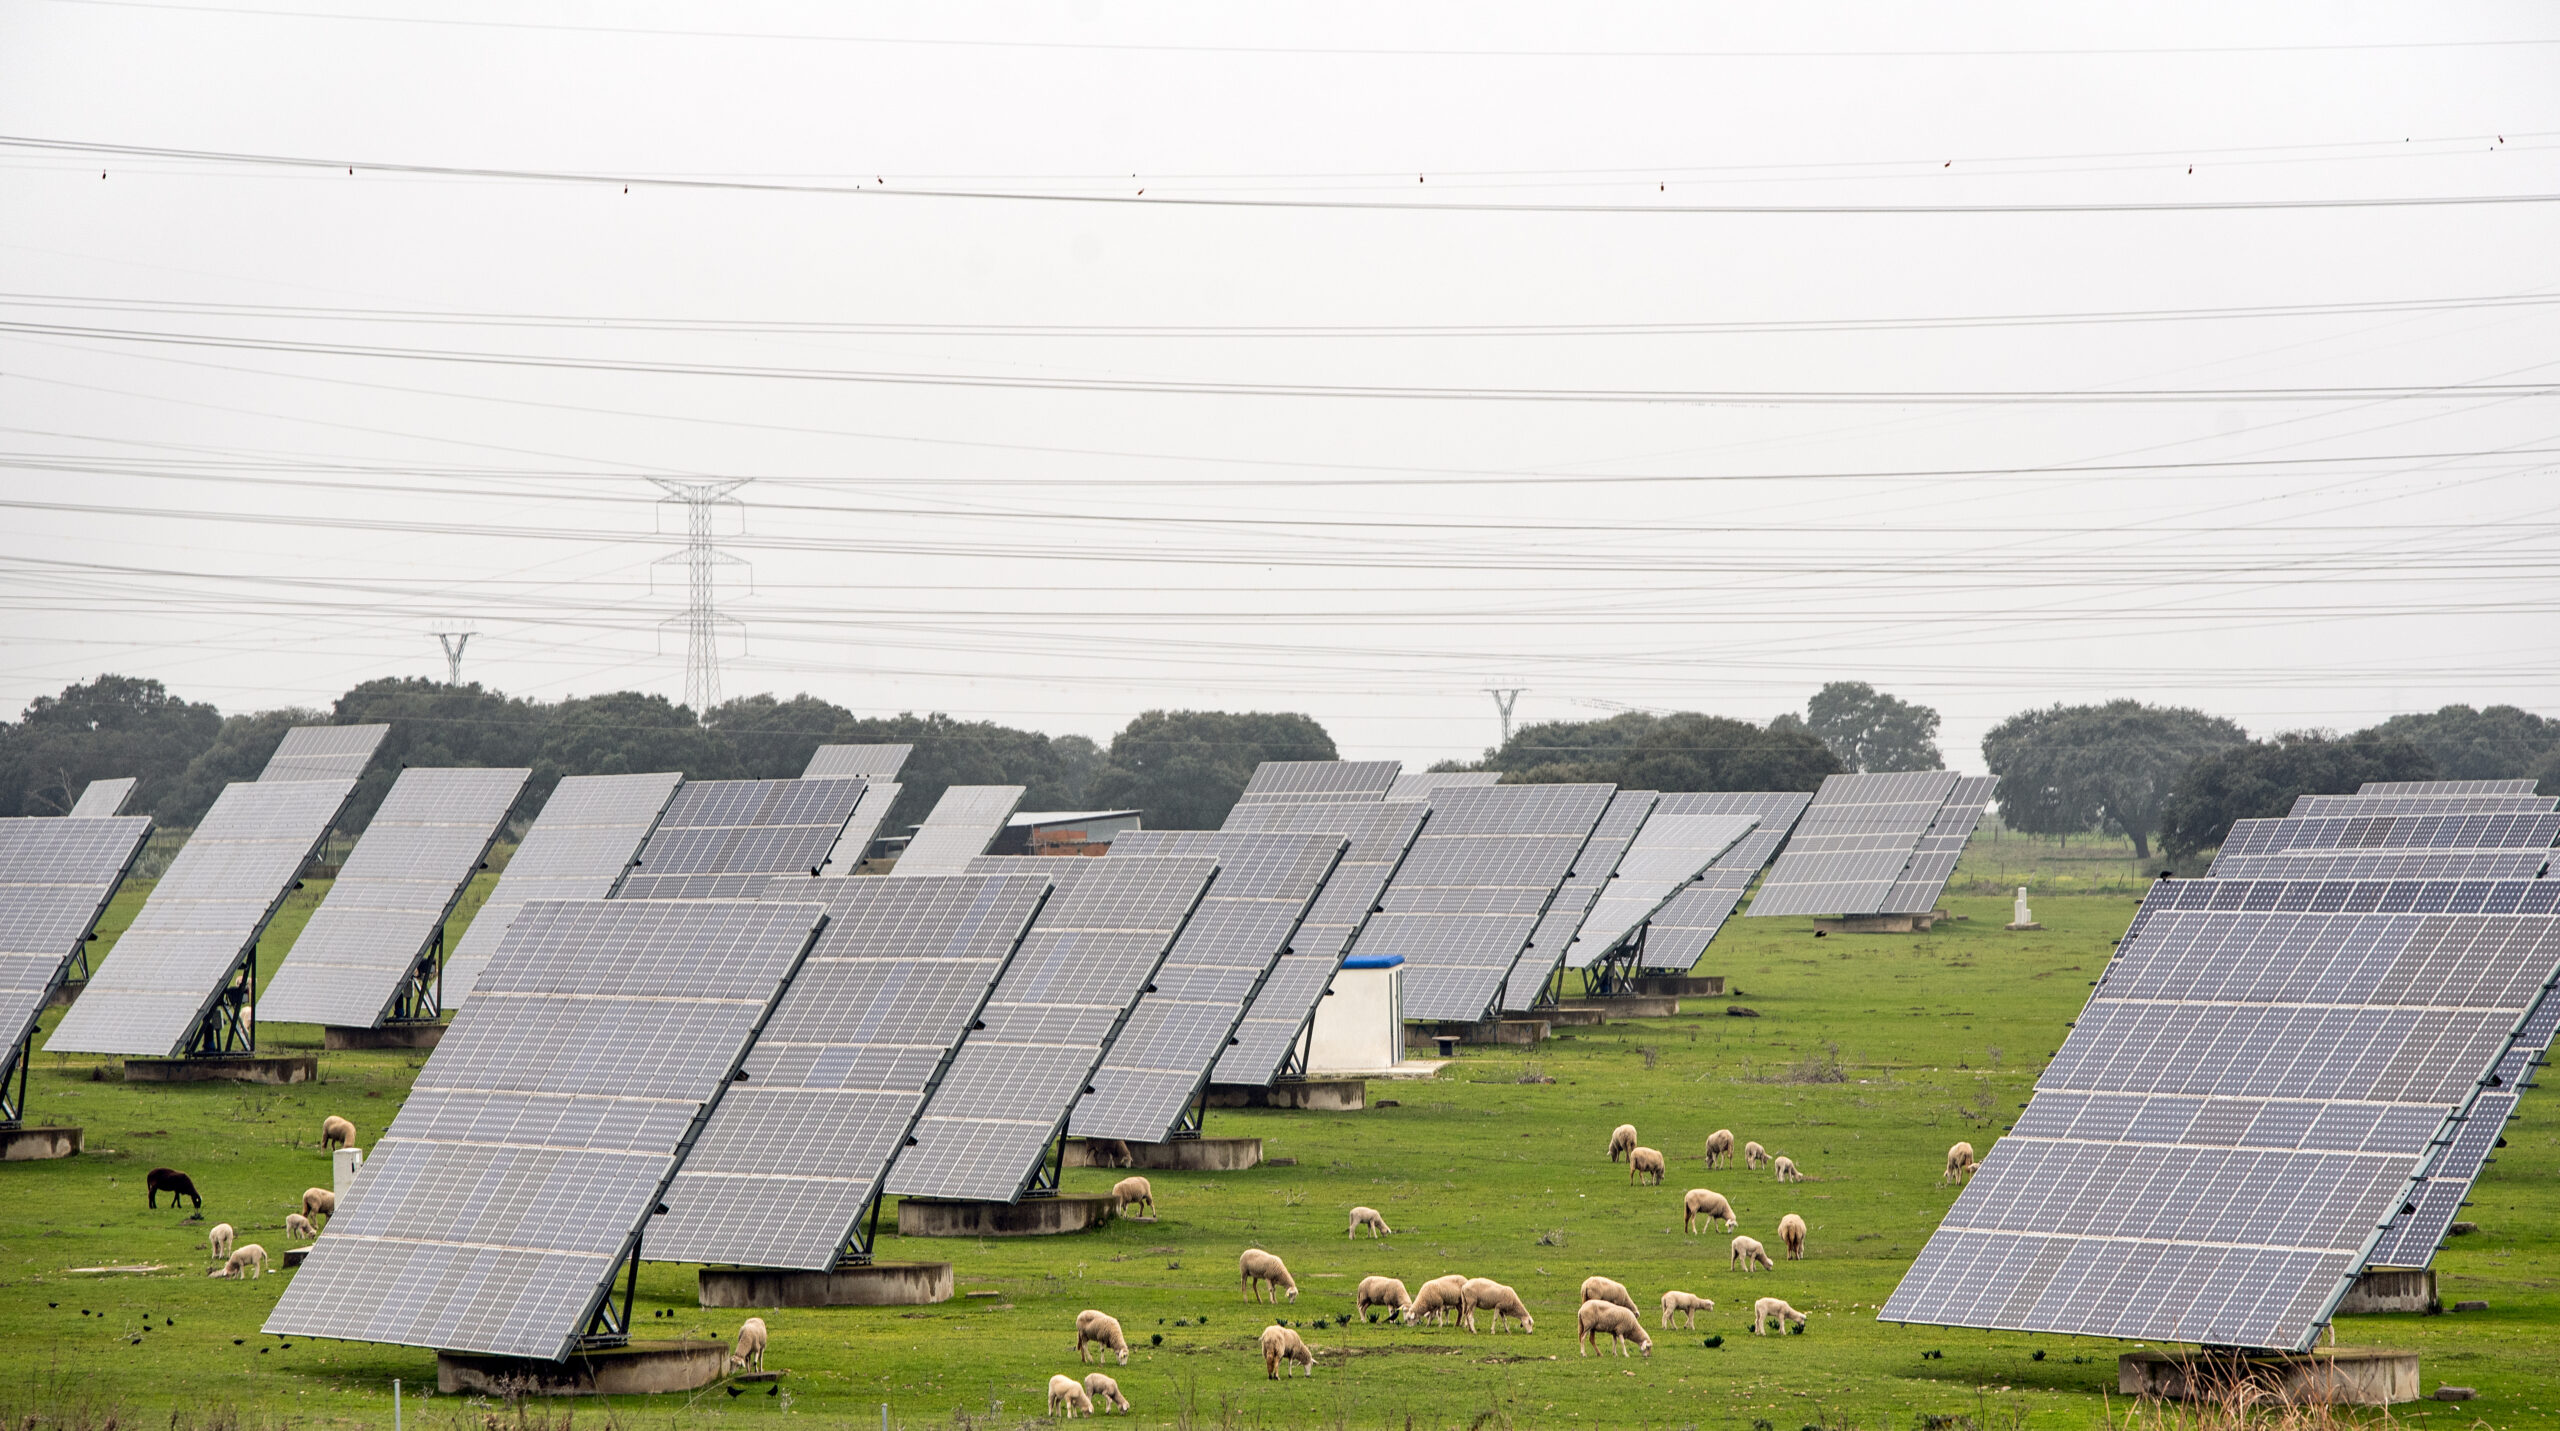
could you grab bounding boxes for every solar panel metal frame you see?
[613,778,867,900]
[802,744,914,780]
[0,813,154,1118]
[1385,770,1499,802]
[260,897,827,1361]
[442,772,683,1007]
[1500,790,1657,1009]
[259,724,389,782]
[1749,772,1962,918]
[1879,775,1999,915]
[891,785,1027,876]
[67,778,137,818]
[257,767,531,1029]
[1235,760,1402,805]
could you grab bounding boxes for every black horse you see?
[145,1168,201,1209]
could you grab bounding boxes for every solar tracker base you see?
[2336,1268,2436,1315]
[320,1023,446,1050]
[123,1055,316,1084]
[436,1341,731,1397]
[1203,1079,1365,1111]
[1406,1018,1549,1046]
[1062,1136,1263,1171]
[2117,1348,2420,1407]
[696,1261,953,1308]
[0,1126,83,1160]
[1810,911,1946,933]
[895,1194,1117,1237]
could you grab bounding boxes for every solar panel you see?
[884,856,1217,1203]
[614,779,867,900]
[1881,876,2560,1352]
[0,814,153,1115]
[259,724,389,782]
[258,768,530,1028]
[648,873,1052,1269]
[1566,812,1761,967]
[47,777,358,1057]
[1500,790,1658,1009]
[2364,988,2558,1267]
[1880,775,1999,915]
[1236,760,1402,805]
[1211,800,1428,1084]
[1749,772,1962,918]
[803,744,913,780]
[1071,831,1346,1140]
[262,898,826,1360]
[1385,770,1499,802]
[1357,783,1613,1022]
[1609,792,1813,970]
[2292,793,2557,817]
[2362,779,2541,797]
[442,772,682,1007]
[2212,813,2560,882]
[891,785,1026,876]
[67,778,137,818]
[818,780,901,876]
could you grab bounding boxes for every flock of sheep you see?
[176,1116,357,1280]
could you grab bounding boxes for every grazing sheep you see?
[1577,1299,1653,1358]
[284,1213,318,1241]
[1657,1290,1713,1329]
[1404,1274,1467,1327]
[321,1115,356,1151]
[1239,1248,1298,1303]
[207,1222,235,1260]
[1088,1139,1134,1169]
[146,1167,201,1210]
[1346,1205,1393,1239]
[1459,1278,1533,1334]
[1578,1276,1636,1314]
[1753,1297,1806,1335]
[1075,1309,1129,1365]
[1048,1373,1094,1418]
[1627,1147,1666,1185]
[1779,1213,1808,1260]
[209,1244,267,1280]
[730,1317,767,1371]
[1607,1123,1639,1162]
[1943,1141,1977,1185]
[1682,1187,1737,1234]
[1773,1155,1804,1183]
[1704,1129,1735,1168]
[1082,1373,1130,1413]
[1260,1324,1315,1378]
[1744,1140,1769,1170]
[302,1187,336,1222]
[1356,1275,1412,1322]
[1731,1236,1775,1273]
[1111,1176,1155,1218]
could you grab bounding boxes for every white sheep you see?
[1578,1275,1636,1314]
[209,1243,268,1280]
[1111,1176,1155,1218]
[1607,1123,1639,1162]
[1082,1372,1130,1414]
[1943,1141,1977,1185]
[321,1115,356,1151]
[1628,1146,1666,1185]
[730,1316,767,1371]
[207,1222,235,1261]
[1657,1290,1713,1329]
[1075,1309,1129,1365]
[1743,1140,1769,1170]
[1260,1324,1315,1378]
[1239,1248,1298,1303]
[1049,1373,1094,1418]
[1731,1235,1775,1273]
[1356,1275,1412,1322]
[1779,1213,1808,1260]
[1404,1274,1467,1327]
[1346,1205,1393,1239]
[1577,1299,1653,1358]
[284,1213,318,1241]
[1459,1278,1533,1334]
[1704,1129,1735,1168]
[1682,1188,1736,1234]
[1773,1155,1804,1183]
[1753,1297,1806,1336]
[302,1187,337,1222]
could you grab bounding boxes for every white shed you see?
[1306,953,1403,1075]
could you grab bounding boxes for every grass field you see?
[8,885,2556,1430]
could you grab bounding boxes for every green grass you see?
[8,891,2557,1429]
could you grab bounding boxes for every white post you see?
[334,1146,364,1201]
[394,1378,401,1431]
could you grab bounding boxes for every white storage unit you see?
[1306,954,1403,1074]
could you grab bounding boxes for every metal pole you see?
[881,1403,889,1431]
[394,1378,401,1431]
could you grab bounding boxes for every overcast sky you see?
[3,1,2556,770]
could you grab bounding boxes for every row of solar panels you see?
[1884,778,2560,1354]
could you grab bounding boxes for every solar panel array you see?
[1565,811,1761,967]
[1356,783,1613,1022]
[48,777,357,1057]
[0,815,153,1079]
[2293,793,2557,817]
[1749,772,1962,918]
[648,872,1052,1269]
[1882,875,2560,1352]
[1881,775,1999,914]
[1385,770,1499,802]
[258,768,530,1028]
[442,772,682,1007]
[1211,799,1428,1084]
[68,778,136,818]
[821,780,902,876]
[1072,831,1345,1140]
[2366,991,2556,1266]
[1501,790,1657,1008]
[259,724,389,782]
[615,779,866,899]
[891,785,1026,876]
[1627,792,1815,969]
[802,744,914,780]
[884,856,1216,1202]
[263,898,826,1360]
[2363,779,2542,797]
[1235,760,1402,805]
[2211,812,2560,882]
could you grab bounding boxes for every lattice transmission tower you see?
[651,479,752,715]
[1486,687,1526,745]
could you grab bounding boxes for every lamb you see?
[1459,1278,1533,1334]
[1943,1140,1977,1185]
[1355,1275,1412,1322]
[209,1243,268,1280]
[1682,1188,1737,1234]
[1075,1309,1129,1365]
[1260,1324,1315,1378]
[1607,1123,1639,1162]
[1403,1274,1467,1327]
[1346,1205,1393,1239]
[321,1115,356,1151]
[1657,1290,1713,1329]
[206,1222,235,1260]
[1578,1275,1636,1314]
[1082,1373,1131,1413]
[1704,1129,1735,1168]
[284,1213,319,1241]
[1731,1235,1775,1272]
[1743,1140,1769,1170]
[1111,1176,1155,1218]
[146,1167,201,1210]
[302,1187,337,1222]
[730,1316,767,1371]
[1576,1299,1653,1358]
[1048,1373,1094,1418]
[1773,1155,1804,1183]
[1753,1297,1806,1335]
[1627,1147,1666,1185]
[1779,1213,1808,1260]
[1239,1248,1298,1303]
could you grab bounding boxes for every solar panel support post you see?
[1024,1132,1067,1199]
[0,1030,29,1127]
[1166,1080,1210,1141]
[187,945,258,1058]
[580,1238,645,1351]
[833,1195,884,1269]
[384,928,445,1026]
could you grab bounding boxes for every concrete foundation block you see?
[1540,1008,1607,1026]
[698,1261,953,1308]
[1559,996,1679,1019]
[282,1247,309,1268]
[0,1126,82,1160]
[1205,1080,1364,1111]
[323,1023,445,1051]
[1812,913,1926,934]
[2337,1267,2436,1315]
[1064,1137,1262,1171]
[437,1341,729,1396]
[1407,1019,1548,1046]
[896,1194,1117,1237]
[1631,975,1723,996]
[2118,1348,2419,1407]
[124,1056,317,1085]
